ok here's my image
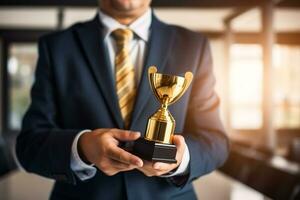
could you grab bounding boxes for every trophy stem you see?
[161,96,169,109]
[161,103,168,110]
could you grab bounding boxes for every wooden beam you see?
[151,0,268,8]
[223,23,234,135]
[276,32,300,44]
[234,32,300,45]
[1,28,299,45]
[277,0,300,8]
[261,0,276,150]
[193,31,300,45]
[0,29,51,41]
[223,7,254,24]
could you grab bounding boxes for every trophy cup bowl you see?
[132,66,193,163]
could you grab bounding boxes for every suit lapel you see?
[130,15,175,127]
[74,15,124,128]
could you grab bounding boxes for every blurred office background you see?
[0,0,299,199]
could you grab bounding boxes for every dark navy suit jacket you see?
[16,13,229,200]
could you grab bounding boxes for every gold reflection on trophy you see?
[145,66,193,144]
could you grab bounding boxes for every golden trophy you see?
[133,66,193,163]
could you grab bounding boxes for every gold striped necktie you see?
[112,28,136,128]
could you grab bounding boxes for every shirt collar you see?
[98,9,152,42]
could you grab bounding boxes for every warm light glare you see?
[229,44,300,130]
[230,44,263,129]
[273,45,300,128]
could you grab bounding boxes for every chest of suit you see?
[47,19,202,138]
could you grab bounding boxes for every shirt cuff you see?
[160,142,190,177]
[70,129,97,181]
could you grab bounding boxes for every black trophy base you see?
[132,137,177,163]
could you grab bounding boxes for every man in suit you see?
[16,0,229,199]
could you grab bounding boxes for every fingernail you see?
[135,160,143,167]
[135,132,141,136]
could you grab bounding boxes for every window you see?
[7,43,37,130]
[274,45,300,129]
[229,44,263,129]
[229,43,300,130]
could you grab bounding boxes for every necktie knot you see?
[112,28,133,45]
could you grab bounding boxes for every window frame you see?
[228,33,300,147]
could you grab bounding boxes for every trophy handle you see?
[169,71,194,105]
[148,66,161,102]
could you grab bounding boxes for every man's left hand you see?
[137,135,186,177]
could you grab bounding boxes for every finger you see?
[93,128,110,135]
[110,159,137,170]
[140,161,154,170]
[118,165,136,172]
[111,130,141,141]
[97,158,136,175]
[110,159,131,169]
[153,162,176,171]
[102,164,133,176]
[107,146,143,167]
[137,167,156,177]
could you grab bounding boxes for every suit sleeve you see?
[16,37,79,184]
[172,38,230,186]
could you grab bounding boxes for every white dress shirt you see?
[70,9,190,181]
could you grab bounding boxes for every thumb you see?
[111,130,141,142]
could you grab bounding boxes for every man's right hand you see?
[78,129,143,176]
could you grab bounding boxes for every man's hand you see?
[137,135,186,177]
[78,128,143,176]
